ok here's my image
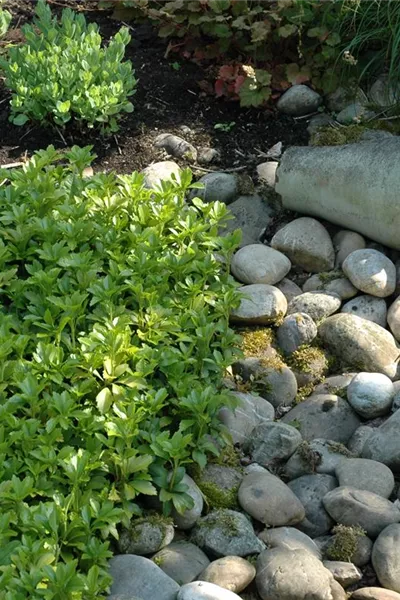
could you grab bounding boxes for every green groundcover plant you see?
[0,0,11,39]
[0,146,241,599]
[0,0,136,133]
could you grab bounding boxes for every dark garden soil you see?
[0,0,309,177]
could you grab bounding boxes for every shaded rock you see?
[370,75,400,108]
[335,459,394,499]
[307,113,335,136]
[238,471,305,526]
[108,555,180,600]
[342,249,396,298]
[288,474,337,537]
[314,374,356,396]
[276,277,303,302]
[230,284,287,324]
[276,312,317,354]
[285,439,350,480]
[231,244,291,285]
[326,86,367,113]
[323,487,400,538]
[154,133,197,162]
[178,581,241,599]
[348,426,374,456]
[191,510,265,558]
[342,295,387,328]
[318,314,399,379]
[290,347,329,388]
[218,391,274,445]
[333,230,366,268]
[388,297,400,342]
[173,475,203,530]
[244,421,302,467]
[277,85,322,116]
[198,556,255,593]
[287,291,341,321]
[142,161,181,189]
[351,588,400,600]
[198,147,220,165]
[118,518,174,555]
[256,548,346,600]
[372,524,400,593]
[336,103,375,124]
[222,195,273,247]
[257,161,278,187]
[281,394,361,444]
[153,542,210,585]
[193,172,238,205]
[271,217,334,273]
[303,273,357,300]
[232,358,297,408]
[196,465,242,510]
[323,561,362,588]
[347,372,395,418]
[362,410,400,471]
[258,526,321,558]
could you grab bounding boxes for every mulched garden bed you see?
[0,0,309,176]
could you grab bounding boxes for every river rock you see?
[348,426,374,455]
[232,359,298,408]
[342,295,387,328]
[238,471,305,527]
[372,524,400,593]
[276,278,303,302]
[193,172,238,205]
[362,410,400,471]
[256,548,346,600]
[142,161,181,189]
[336,103,374,125]
[351,588,400,600]
[230,284,287,324]
[323,487,400,538]
[218,391,274,445]
[230,245,291,285]
[154,133,197,162]
[108,555,180,600]
[197,465,242,508]
[288,474,337,537]
[198,556,255,593]
[258,526,321,558]
[318,314,399,379]
[118,519,174,555]
[323,561,362,588]
[276,312,317,354]
[191,510,265,558]
[307,113,335,136]
[222,194,273,247]
[334,230,366,268]
[326,86,367,112]
[303,273,357,300]
[281,394,361,443]
[335,459,394,499]
[178,581,241,600]
[285,439,350,480]
[347,372,395,418]
[322,531,373,567]
[342,249,396,298]
[277,85,322,116]
[153,542,210,585]
[244,421,302,467]
[388,297,400,342]
[314,374,356,395]
[370,74,400,108]
[271,217,334,272]
[287,291,341,321]
[257,161,278,187]
[173,475,203,530]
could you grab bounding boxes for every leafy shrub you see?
[109,0,344,105]
[0,145,241,598]
[0,0,11,38]
[0,0,136,132]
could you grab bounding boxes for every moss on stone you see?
[318,270,343,283]
[326,441,353,457]
[212,443,242,468]
[289,345,327,374]
[296,441,322,471]
[326,524,366,562]
[152,555,164,567]
[295,382,316,404]
[198,480,239,510]
[240,327,275,357]
[197,510,240,536]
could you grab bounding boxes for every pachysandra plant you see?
[0,145,241,598]
[0,0,136,133]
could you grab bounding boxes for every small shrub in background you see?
[0,0,11,38]
[0,0,136,133]
[0,146,241,598]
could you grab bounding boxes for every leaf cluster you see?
[0,1,136,133]
[0,145,241,598]
[0,0,11,38]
